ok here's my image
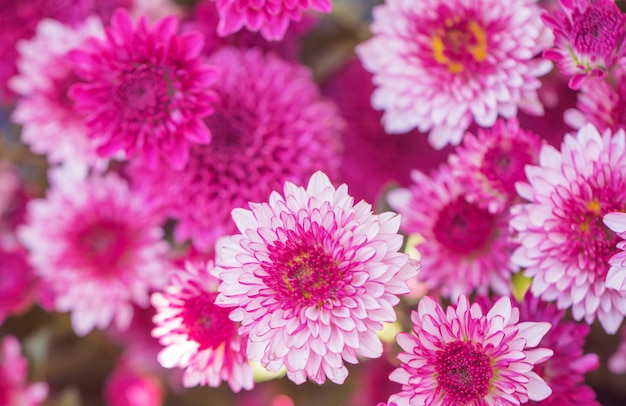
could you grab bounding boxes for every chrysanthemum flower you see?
[388,164,517,299]
[151,260,253,392]
[214,171,419,385]
[18,170,170,336]
[128,47,343,251]
[516,294,599,406]
[542,0,626,89]
[448,118,544,213]
[9,17,106,171]
[356,0,552,148]
[602,212,626,292]
[511,124,626,334]
[565,71,626,133]
[0,245,38,325]
[214,0,331,41]
[388,295,553,405]
[69,9,220,169]
[0,335,48,406]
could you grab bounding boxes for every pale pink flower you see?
[511,124,626,334]
[18,170,170,336]
[609,325,626,374]
[214,0,331,41]
[128,47,343,251]
[388,165,517,299]
[356,0,552,148]
[388,295,553,405]
[152,260,253,392]
[215,171,419,385]
[448,118,544,213]
[0,335,48,406]
[542,0,626,89]
[69,9,220,169]
[9,17,106,172]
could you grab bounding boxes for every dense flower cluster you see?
[4,0,626,404]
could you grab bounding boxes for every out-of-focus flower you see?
[511,124,626,334]
[323,58,451,205]
[0,245,38,325]
[215,171,419,385]
[0,162,30,246]
[356,0,551,148]
[69,9,220,169]
[542,0,626,89]
[0,335,48,406]
[104,362,163,406]
[152,260,253,392]
[388,295,553,405]
[348,346,401,406]
[18,170,170,336]
[448,118,544,213]
[609,325,626,374]
[128,47,343,251]
[213,0,331,41]
[388,165,517,299]
[9,17,106,172]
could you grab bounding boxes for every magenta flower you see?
[388,165,517,299]
[0,336,48,406]
[151,260,253,392]
[18,170,171,336]
[356,0,551,148]
[69,9,220,169]
[388,295,552,405]
[214,171,419,384]
[128,47,343,251]
[602,212,626,292]
[214,0,331,41]
[104,362,164,406]
[542,0,626,89]
[511,124,626,334]
[448,118,544,213]
[0,245,38,325]
[9,17,106,171]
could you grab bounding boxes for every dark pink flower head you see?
[9,17,107,171]
[388,164,518,299]
[152,260,254,392]
[215,171,419,385]
[69,8,220,169]
[0,245,38,325]
[448,118,544,213]
[542,0,626,89]
[388,295,553,405]
[214,0,331,41]
[18,169,171,336]
[104,362,163,406]
[511,124,626,334]
[323,58,451,205]
[0,336,48,406]
[357,0,552,148]
[128,47,343,251]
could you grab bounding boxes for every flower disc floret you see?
[214,171,419,385]
[388,295,553,405]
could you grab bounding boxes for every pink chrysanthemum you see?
[214,171,419,385]
[388,165,517,299]
[18,170,171,336]
[0,245,38,325]
[128,47,343,251]
[516,293,599,406]
[0,335,48,406]
[448,118,544,213]
[69,9,220,169]
[602,212,626,292]
[565,70,626,133]
[9,17,106,171]
[151,260,253,392]
[356,0,552,148]
[214,0,331,41]
[511,124,626,334]
[388,295,553,405]
[542,0,626,89]
[323,58,452,205]
[104,362,164,406]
